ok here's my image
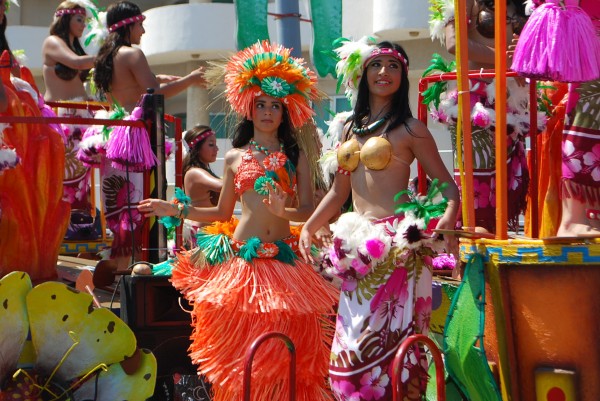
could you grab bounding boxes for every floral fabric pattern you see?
[101,160,143,258]
[324,213,441,401]
[561,79,600,206]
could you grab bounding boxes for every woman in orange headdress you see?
[139,41,338,401]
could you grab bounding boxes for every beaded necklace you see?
[352,113,391,136]
[249,138,284,155]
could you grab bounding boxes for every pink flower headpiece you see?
[187,130,215,150]
[108,14,146,33]
[363,47,408,71]
[55,8,86,17]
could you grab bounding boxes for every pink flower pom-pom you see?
[472,103,491,128]
[432,253,456,270]
[351,257,371,277]
[365,238,385,259]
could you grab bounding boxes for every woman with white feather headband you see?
[300,38,459,401]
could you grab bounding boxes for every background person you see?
[181,124,222,248]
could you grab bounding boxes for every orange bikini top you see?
[234,148,297,197]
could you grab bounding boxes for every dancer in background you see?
[138,41,338,401]
[42,1,102,242]
[90,1,205,268]
[181,125,222,248]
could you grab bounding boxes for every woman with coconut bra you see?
[300,39,459,401]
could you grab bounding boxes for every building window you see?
[209,113,237,139]
[312,96,352,135]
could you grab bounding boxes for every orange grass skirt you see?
[171,249,339,401]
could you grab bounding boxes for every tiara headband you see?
[55,8,86,17]
[223,40,322,129]
[363,47,408,70]
[187,130,215,150]
[108,14,146,33]
[333,36,408,106]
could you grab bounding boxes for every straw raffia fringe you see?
[171,251,337,401]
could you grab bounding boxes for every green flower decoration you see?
[260,76,291,98]
[0,271,157,400]
[254,176,275,196]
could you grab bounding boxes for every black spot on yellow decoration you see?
[3,299,7,309]
[107,321,115,333]
[62,314,69,322]
[144,373,151,381]
[88,302,94,314]
[51,294,56,300]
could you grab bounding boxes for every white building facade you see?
[6,0,454,175]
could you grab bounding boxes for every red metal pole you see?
[392,334,446,401]
[529,80,539,238]
[243,332,297,401]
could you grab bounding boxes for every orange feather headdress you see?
[223,41,322,129]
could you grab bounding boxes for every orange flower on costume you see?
[202,218,239,237]
[263,151,287,171]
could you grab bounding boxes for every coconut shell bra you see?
[337,132,394,172]
[234,147,297,197]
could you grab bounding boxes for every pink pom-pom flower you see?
[365,238,385,259]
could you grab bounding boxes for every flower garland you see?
[322,180,449,287]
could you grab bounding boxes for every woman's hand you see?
[298,227,315,263]
[138,198,177,218]
[188,66,207,87]
[314,225,333,249]
[263,182,287,218]
[434,216,459,259]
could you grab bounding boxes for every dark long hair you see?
[231,106,300,167]
[93,1,141,95]
[50,2,87,56]
[352,41,413,134]
[182,124,219,182]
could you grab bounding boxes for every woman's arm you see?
[184,169,223,195]
[125,48,205,99]
[139,150,236,221]
[42,36,95,69]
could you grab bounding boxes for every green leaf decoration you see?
[195,232,234,266]
[238,236,262,262]
[273,240,297,264]
[422,54,456,108]
[394,178,449,225]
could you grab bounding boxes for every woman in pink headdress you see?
[42,1,102,242]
